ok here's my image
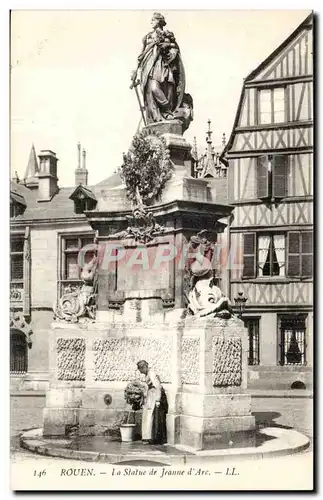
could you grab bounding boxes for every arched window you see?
[10,330,28,374]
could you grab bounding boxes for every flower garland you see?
[121,132,173,206]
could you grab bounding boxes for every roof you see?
[10,171,126,223]
[10,191,26,207]
[245,13,312,83]
[220,13,313,162]
[69,184,97,202]
[95,172,124,188]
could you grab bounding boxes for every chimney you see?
[37,150,59,201]
[74,143,88,186]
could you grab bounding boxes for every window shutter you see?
[301,231,313,277]
[273,155,288,199]
[287,232,301,277]
[257,156,269,198]
[243,233,256,278]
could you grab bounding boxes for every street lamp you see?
[234,291,248,318]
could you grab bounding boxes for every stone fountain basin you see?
[20,427,310,465]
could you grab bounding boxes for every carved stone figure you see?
[184,230,215,305]
[54,255,98,323]
[131,12,192,128]
[187,260,233,319]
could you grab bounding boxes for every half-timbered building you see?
[223,14,313,389]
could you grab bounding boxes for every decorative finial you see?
[222,132,226,147]
[206,119,212,144]
[12,171,20,183]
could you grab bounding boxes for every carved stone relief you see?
[181,337,200,384]
[93,337,172,383]
[57,337,86,381]
[212,337,242,387]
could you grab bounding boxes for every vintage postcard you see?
[10,9,313,491]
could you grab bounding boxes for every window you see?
[287,231,313,278]
[243,231,312,279]
[10,331,28,373]
[258,234,285,277]
[259,87,285,125]
[60,234,95,294]
[279,315,306,366]
[243,318,260,365]
[257,155,288,199]
[242,232,285,278]
[10,236,24,301]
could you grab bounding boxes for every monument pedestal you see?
[43,119,255,450]
[43,315,255,450]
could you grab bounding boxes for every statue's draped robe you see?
[137,30,185,123]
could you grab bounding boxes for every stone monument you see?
[43,12,255,450]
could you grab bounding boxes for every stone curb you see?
[20,427,310,465]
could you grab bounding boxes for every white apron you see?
[141,369,161,440]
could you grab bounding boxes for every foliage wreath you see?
[120,132,173,205]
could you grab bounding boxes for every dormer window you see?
[69,185,97,214]
[10,192,26,218]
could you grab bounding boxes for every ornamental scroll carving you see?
[93,337,172,383]
[107,203,164,245]
[181,337,200,384]
[212,337,242,387]
[54,255,98,323]
[10,284,23,302]
[57,337,86,381]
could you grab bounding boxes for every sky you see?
[10,9,311,187]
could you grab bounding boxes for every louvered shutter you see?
[301,231,313,277]
[257,156,269,198]
[287,232,301,277]
[273,155,288,198]
[243,233,256,278]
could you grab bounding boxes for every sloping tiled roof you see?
[10,190,26,206]
[10,182,84,221]
[10,169,229,222]
[10,171,126,222]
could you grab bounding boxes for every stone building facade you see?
[10,143,118,391]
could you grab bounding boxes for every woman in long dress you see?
[137,360,168,444]
[131,12,185,124]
